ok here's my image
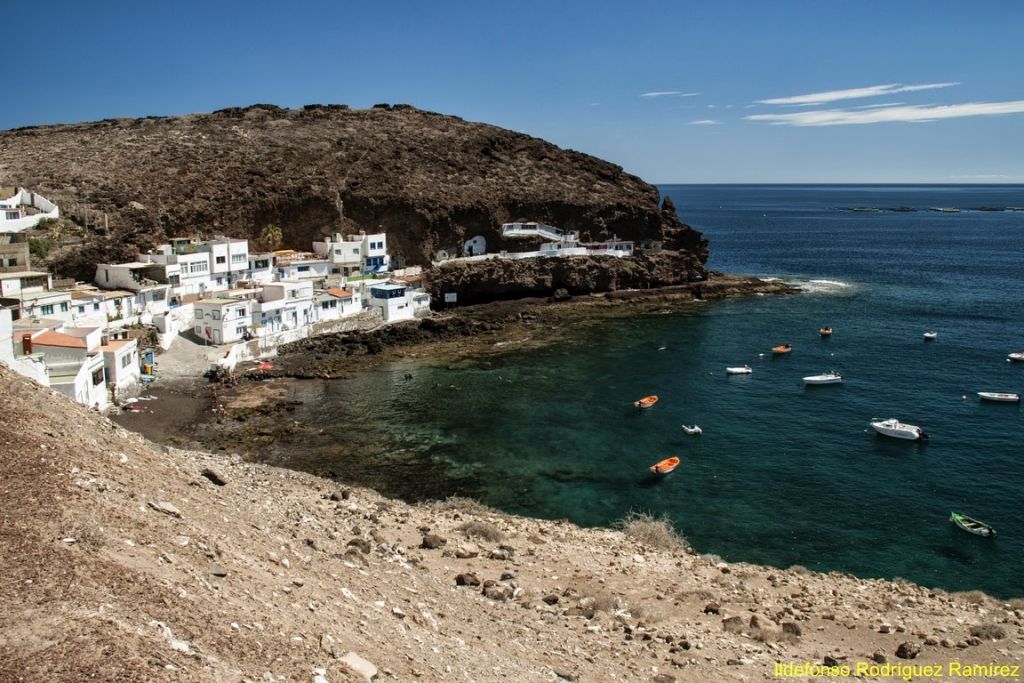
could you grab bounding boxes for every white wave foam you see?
[795,278,855,294]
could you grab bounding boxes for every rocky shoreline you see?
[3,363,1023,682]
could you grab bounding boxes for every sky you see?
[3,0,1023,183]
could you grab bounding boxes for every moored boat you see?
[771,344,792,354]
[682,425,702,435]
[923,331,938,340]
[950,512,995,537]
[870,418,928,441]
[649,456,681,474]
[819,327,833,336]
[1008,351,1024,362]
[803,372,842,385]
[977,391,1021,403]
[634,395,659,409]
[726,365,752,375]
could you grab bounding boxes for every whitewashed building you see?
[368,283,414,322]
[193,297,253,345]
[0,269,51,297]
[253,281,315,333]
[315,287,361,322]
[274,253,332,282]
[0,188,60,232]
[17,289,73,322]
[99,334,141,395]
[29,327,108,409]
[0,308,50,386]
[313,232,390,275]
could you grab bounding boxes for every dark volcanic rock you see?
[0,104,707,281]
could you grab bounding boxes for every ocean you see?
[278,185,1024,597]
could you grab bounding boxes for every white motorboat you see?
[726,365,752,375]
[923,331,938,340]
[682,425,702,435]
[978,392,1021,403]
[870,418,928,441]
[1007,351,1024,362]
[803,372,842,385]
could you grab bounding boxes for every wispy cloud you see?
[745,100,1024,126]
[690,119,722,125]
[757,82,959,106]
[640,91,700,98]
[856,101,906,109]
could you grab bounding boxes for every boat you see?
[682,425,702,435]
[930,207,961,213]
[726,365,752,375]
[634,395,659,409]
[1007,351,1024,362]
[869,418,928,441]
[977,391,1021,403]
[771,344,792,354]
[649,456,680,474]
[923,331,938,340]
[950,512,995,538]
[803,372,842,385]
[819,327,833,336]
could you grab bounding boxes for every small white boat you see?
[803,372,842,385]
[923,331,938,340]
[977,392,1021,403]
[682,425,702,435]
[870,418,928,441]
[1007,351,1024,362]
[726,365,752,375]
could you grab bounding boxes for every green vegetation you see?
[28,237,55,262]
[261,223,283,251]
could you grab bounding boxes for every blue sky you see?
[4,1,1023,182]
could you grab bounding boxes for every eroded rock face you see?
[0,104,707,280]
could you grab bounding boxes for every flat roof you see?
[99,339,136,352]
[61,327,101,338]
[195,297,248,306]
[371,283,406,291]
[19,289,71,301]
[0,270,49,280]
[104,261,153,269]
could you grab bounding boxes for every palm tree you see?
[261,223,283,251]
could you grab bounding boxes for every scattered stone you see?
[781,621,802,637]
[338,651,377,681]
[721,616,744,631]
[455,573,480,587]
[454,543,479,559]
[651,674,676,683]
[542,594,560,605]
[703,602,720,615]
[200,467,227,486]
[347,538,371,554]
[500,571,516,581]
[148,500,182,518]
[483,585,513,601]
[552,667,577,681]
[329,489,351,501]
[420,534,446,549]
[923,636,939,646]
[878,623,892,633]
[871,651,887,664]
[823,656,841,667]
[896,641,921,660]
[208,563,228,578]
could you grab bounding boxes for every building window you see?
[216,256,226,264]
[211,310,220,320]
[93,303,100,311]
[297,265,310,273]
[189,261,208,273]
[236,326,246,336]
[92,368,104,386]
[77,305,85,314]
[60,302,69,312]
[231,254,246,263]
[40,304,54,315]
[121,353,132,368]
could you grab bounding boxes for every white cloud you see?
[640,91,700,98]
[856,101,906,109]
[745,100,1024,126]
[757,82,959,106]
[690,119,722,125]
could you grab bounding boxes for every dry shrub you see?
[617,510,687,551]
[955,590,989,605]
[457,520,505,543]
[431,496,497,516]
[677,588,716,602]
[722,618,745,634]
[788,565,811,575]
[750,625,798,644]
[969,623,1007,640]
[628,602,667,624]
[1005,598,1024,611]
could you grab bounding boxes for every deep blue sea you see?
[283,185,1024,597]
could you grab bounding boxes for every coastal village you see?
[1,186,639,410]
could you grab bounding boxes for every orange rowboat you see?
[771,344,792,354]
[634,395,659,409]
[649,457,680,474]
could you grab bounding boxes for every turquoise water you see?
[283,185,1024,597]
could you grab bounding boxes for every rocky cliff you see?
[0,104,706,281]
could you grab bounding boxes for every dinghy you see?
[803,372,842,385]
[870,418,928,441]
[649,457,681,475]
[634,395,659,409]
[819,327,833,336]
[977,391,1020,403]
[923,331,938,340]
[682,425,702,435]
[726,365,752,375]
[1007,351,1024,362]
[771,344,793,354]
[950,512,995,537]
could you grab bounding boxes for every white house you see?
[193,297,253,345]
[0,269,51,297]
[99,334,141,396]
[368,283,414,322]
[0,188,60,232]
[30,327,108,409]
[253,281,315,333]
[315,287,361,322]
[203,237,249,287]
[274,252,332,282]
[0,308,50,386]
[18,289,73,322]
[312,232,390,275]
[241,252,275,284]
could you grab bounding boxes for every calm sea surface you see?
[280,185,1024,597]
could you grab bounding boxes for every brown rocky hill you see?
[0,104,706,281]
